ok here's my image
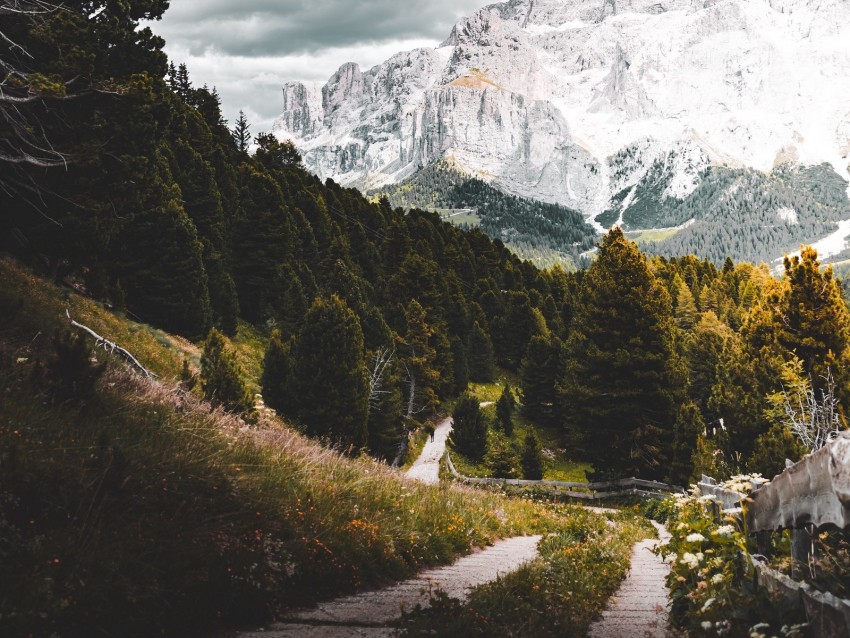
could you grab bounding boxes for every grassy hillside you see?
[0,259,639,637]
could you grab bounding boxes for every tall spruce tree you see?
[232,110,251,153]
[452,392,487,460]
[558,228,683,480]
[520,430,545,480]
[495,385,515,436]
[290,295,369,451]
[520,334,561,426]
[467,321,496,382]
[777,247,850,393]
[200,328,253,414]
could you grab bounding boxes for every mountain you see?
[273,0,850,263]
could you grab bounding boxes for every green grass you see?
[399,506,655,637]
[0,257,197,380]
[626,227,682,244]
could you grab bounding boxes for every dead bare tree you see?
[367,346,394,412]
[779,367,845,452]
[0,1,70,172]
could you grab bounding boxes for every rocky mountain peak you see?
[273,0,850,222]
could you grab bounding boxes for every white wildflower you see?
[702,621,713,630]
[713,525,735,538]
[680,552,699,569]
[701,597,716,612]
[686,533,706,543]
[711,573,725,584]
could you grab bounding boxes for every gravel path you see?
[404,417,452,485]
[588,521,674,638]
[237,535,542,638]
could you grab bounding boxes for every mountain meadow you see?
[2,1,850,637]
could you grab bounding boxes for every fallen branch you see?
[66,309,157,378]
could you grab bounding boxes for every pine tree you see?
[291,295,369,451]
[260,330,292,414]
[558,228,683,480]
[233,163,292,322]
[232,110,251,153]
[495,385,515,436]
[452,392,487,460]
[667,402,706,486]
[674,276,699,330]
[467,321,496,382]
[520,430,545,480]
[200,328,252,414]
[777,247,850,391]
[399,299,441,416]
[115,155,212,340]
[748,423,806,479]
[520,334,560,425]
[486,431,519,478]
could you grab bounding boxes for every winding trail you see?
[589,521,674,638]
[404,417,452,484]
[237,535,542,637]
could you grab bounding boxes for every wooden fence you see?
[444,451,684,500]
[697,431,850,637]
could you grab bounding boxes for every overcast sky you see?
[149,0,487,134]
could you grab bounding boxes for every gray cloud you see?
[154,0,486,57]
[149,0,487,133]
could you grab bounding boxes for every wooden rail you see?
[697,432,850,637]
[444,451,684,499]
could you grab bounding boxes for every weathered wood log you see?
[747,432,850,533]
[66,310,157,378]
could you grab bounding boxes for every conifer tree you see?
[399,299,441,416]
[486,431,519,478]
[520,334,561,425]
[467,321,496,382]
[232,110,251,153]
[233,163,292,322]
[291,295,369,451]
[558,228,683,480]
[520,430,545,480]
[495,385,515,436]
[261,330,292,413]
[452,392,487,460]
[200,328,252,414]
[115,156,213,340]
[777,247,850,390]
[667,402,706,486]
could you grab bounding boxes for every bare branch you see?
[66,309,158,378]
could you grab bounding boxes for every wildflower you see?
[702,621,713,630]
[711,573,725,584]
[680,552,699,569]
[713,525,735,538]
[701,597,716,612]
[686,533,706,543]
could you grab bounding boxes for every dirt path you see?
[588,521,673,638]
[237,535,542,637]
[404,417,452,485]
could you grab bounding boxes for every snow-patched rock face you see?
[273,0,850,221]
